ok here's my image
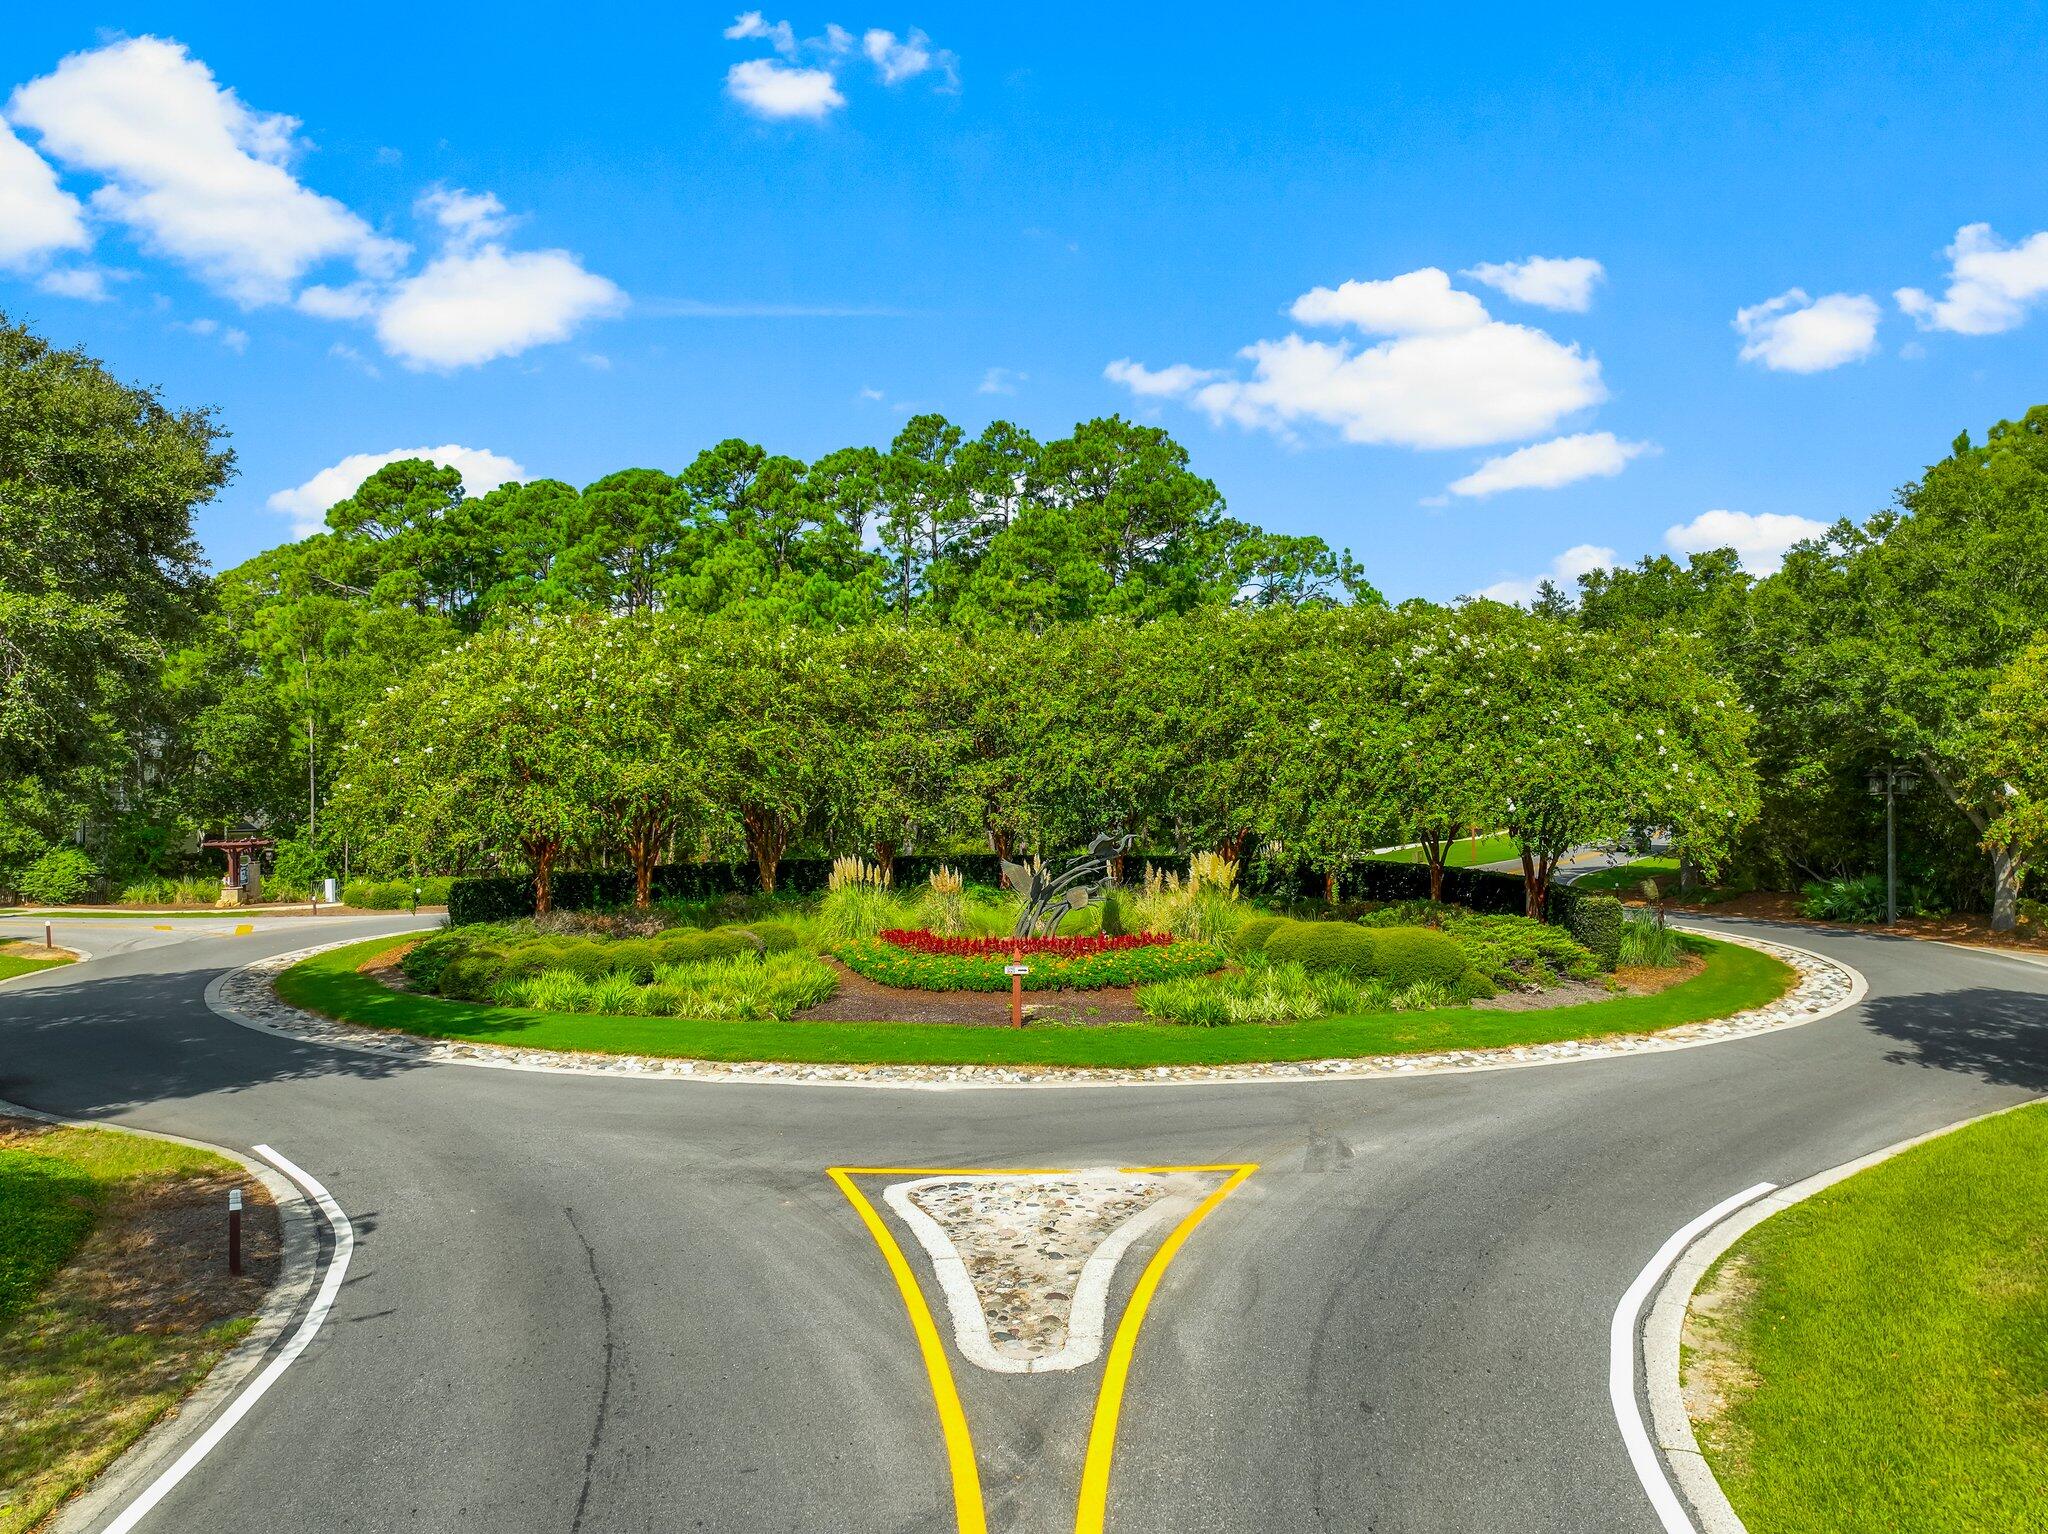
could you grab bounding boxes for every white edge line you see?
[1640,1095,2046,1534]
[96,1145,353,1534]
[881,1173,1190,1374]
[1609,1181,1777,1534]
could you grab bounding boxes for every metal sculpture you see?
[1001,830,1133,938]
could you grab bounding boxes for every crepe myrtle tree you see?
[331,621,609,913]
[830,622,973,879]
[695,617,849,894]
[1977,634,2048,903]
[1458,605,1756,917]
[1373,604,1501,902]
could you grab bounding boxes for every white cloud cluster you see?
[9,37,406,306]
[1447,431,1650,499]
[1109,266,1608,453]
[1734,289,1880,373]
[1897,223,2048,336]
[0,38,621,370]
[0,117,88,269]
[1462,255,1605,313]
[1475,544,1618,605]
[726,59,846,121]
[1665,509,1826,574]
[721,14,954,120]
[266,444,527,538]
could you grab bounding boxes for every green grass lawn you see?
[1697,1103,2048,1534]
[1568,856,1681,894]
[0,950,75,982]
[0,1124,262,1534]
[1365,832,1522,867]
[278,934,1793,1068]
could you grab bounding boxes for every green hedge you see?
[344,876,454,910]
[1566,894,1625,969]
[834,937,1225,991]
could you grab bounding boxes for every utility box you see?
[322,877,338,903]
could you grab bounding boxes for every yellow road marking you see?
[154,924,173,931]
[830,1168,988,1534]
[233,923,253,935]
[1073,1164,1256,1534]
[831,1162,1257,1534]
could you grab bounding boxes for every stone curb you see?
[207,926,1864,1092]
[0,1100,319,1534]
[1641,1096,2044,1534]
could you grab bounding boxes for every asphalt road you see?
[2,912,2043,1533]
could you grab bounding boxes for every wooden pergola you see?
[201,835,274,904]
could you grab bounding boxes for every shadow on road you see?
[0,962,428,1120]
[1857,985,2048,1090]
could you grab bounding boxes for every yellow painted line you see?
[154,924,173,931]
[829,1168,988,1534]
[233,923,253,936]
[1073,1163,1257,1534]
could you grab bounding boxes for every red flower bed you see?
[877,928,1171,957]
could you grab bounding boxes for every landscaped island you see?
[276,859,1794,1068]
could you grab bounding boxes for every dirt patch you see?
[1682,1253,1760,1470]
[1614,952,1707,994]
[0,939,78,961]
[0,1119,281,1332]
[357,941,418,991]
[798,960,1147,1026]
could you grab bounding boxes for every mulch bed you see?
[797,960,1148,1026]
[1652,892,2048,954]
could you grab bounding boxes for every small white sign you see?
[1003,963,1031,976]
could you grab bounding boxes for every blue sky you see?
[3,4,2046,601]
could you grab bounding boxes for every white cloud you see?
[0,118,89,267]
[1665,509,1828,574]
[978,366,1024,395]
[1103,358,1220,398]
[1290,268,1489,335]
[174,315,247,352]
[1462,256,1605,313]
[35,266,115,301]
[8,36,406,306]
[416,186,516,248]
[1475,544,1617,605]
[725,58,845,120]
[1446,431,1651,498]
[863,28,954,86]
[296,281,379,320]
[1192,322,1605,449]
[1116,268,1606,450]
[724,11,797,56]
[1734,289,1880,372]
[1896,223,2048,336]
[374,243,624,370]
[267,444,527,538]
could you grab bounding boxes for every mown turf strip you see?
[1568,856,1681,894]
[0,1126,259,1534]
[278,935,1793,1068]
[1698,1103,2048,1534]
[0,952,74,982]
[1363,832,1522,868]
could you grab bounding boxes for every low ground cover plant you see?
[1797,873,1950,923]
[1134,958,1460,1025]
[500,951,836,1021]
[1256,920,1493,997]
[402,921,775,999]
[834,936,1225,991]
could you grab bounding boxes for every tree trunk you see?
[625,814,667,909]
[873,841,897,885]
[1324,869,1341,903]
[1217,828,1256,867]
[1418,830,1452,903]
[1519,847,1553,919]
[1991,845,2025,933]
[528,840,559,916]
[743,808,785,894]
[988,826,1015,876]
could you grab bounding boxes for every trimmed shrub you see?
[834,937,1224,992]
[1263,921,1380,976]
[15,847,98,905]
[732,920,803,953]
[1368,927,1471,988]
[1100,892,1126,937]
[1231,915,1287,955]
[1566,894,1626,970]
[1456,968,1499,1000]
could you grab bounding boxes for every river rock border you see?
[205,926,1863,1092]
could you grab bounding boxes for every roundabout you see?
[1,908,2042,1534]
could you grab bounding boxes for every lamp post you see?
[1866,765,1921,924]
